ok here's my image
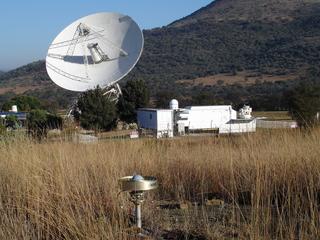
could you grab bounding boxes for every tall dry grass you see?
[0,129,319,239]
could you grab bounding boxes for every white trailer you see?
[137,109,174,138]
[178,106,237,131]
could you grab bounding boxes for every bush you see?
[288,84,320,128]
[27,109,48,140]
[46,114,63,130]
[5,115,19,130]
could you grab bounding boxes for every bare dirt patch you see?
[176,71,297,87]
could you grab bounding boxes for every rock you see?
[205,199,224,206]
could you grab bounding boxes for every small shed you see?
[137,109,174,138]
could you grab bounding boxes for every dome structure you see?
[169,99,179,110]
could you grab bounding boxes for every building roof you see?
[139,105,235,112]
[138,108,173,112]
[228,119,255,124]
[185,105,233,110]
[0,112,28,120]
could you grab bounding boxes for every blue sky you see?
[0,0,212,71]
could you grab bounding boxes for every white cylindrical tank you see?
[169,99,179,110]
[11,105,18,113]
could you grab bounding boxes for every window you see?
[150,114,152,120]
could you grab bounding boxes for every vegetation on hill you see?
[2,95,42,112]
[0,61,46,83]
[126,0,320,109]
[170,0,320,27]
[0,0,320,111]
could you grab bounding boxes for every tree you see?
[74,87,117,131]
[287,84,320,128]
[118,80,150,123]
[27,109,48,140]
[2,95,42,112]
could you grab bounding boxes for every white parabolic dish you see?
[46,12,144,92]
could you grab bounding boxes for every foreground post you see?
[131,191,143,229]
[119,175,158,235]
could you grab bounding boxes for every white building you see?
[178,106,236,131]
[137,101,256,138]
[137,109,174,138]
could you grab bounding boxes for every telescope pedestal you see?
[130,191,145,230]
[103,83,122,102]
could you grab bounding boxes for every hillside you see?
[0,61,78,110]
[128,0,320,108]
[1,0,320,110]
[136,0,320,82]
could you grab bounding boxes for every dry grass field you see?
[0,129,319,239]
[252,111,292,121]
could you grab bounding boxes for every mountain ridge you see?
[169,0,320,27]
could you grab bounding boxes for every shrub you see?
[27,109,48,140]
[288,84,320,128]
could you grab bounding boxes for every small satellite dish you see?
[46,12,144,92]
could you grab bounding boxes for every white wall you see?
[219,120,256,134]
[157,111,174,131]
[156,110,174,138]
[179,106,237,130]
[137,109,174,138]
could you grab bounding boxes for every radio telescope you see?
[46,12,144,99]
